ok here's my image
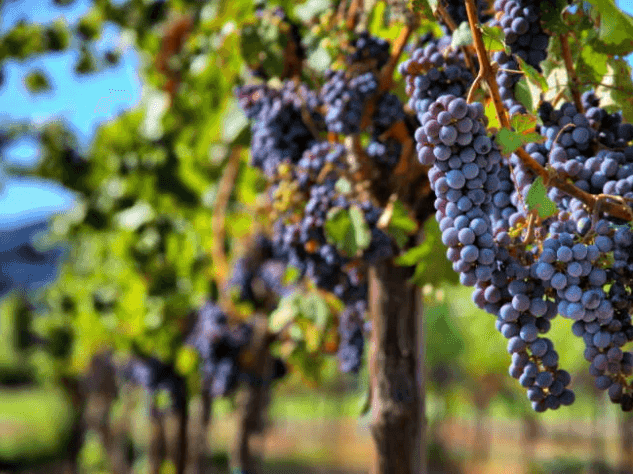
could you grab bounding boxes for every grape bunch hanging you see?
[404,1,633,411]
[236,16,431,375]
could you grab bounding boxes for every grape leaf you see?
[269,292,301,332]
[396,219,458,286]
[409,0,436,18]
[299,292,330,330]
[335,177,352,195]
[481,25,507,52]
[585,0,633,53]
[526,176,557,219]
[390,200,417,246]
[324,205,371,257]
[25,69,51,94]
[514,77,534,113]
[451,21,473,49]
[495,129,524,154]
[484,100,501,130]
[578,34,609,84]
[515,56,548,92]
[510,114,537,135]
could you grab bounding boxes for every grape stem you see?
[437,2,458,31]
[559,33,584,113]
[464,0,509,128]
[346,0,363,31]
[436,2,477,74]
[378,18,418,93]
[464,0,633,222]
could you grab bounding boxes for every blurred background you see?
[2,0,633,473]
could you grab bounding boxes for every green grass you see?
[211,390,368,421]
[0,387,74,465]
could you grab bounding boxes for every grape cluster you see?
[493,51,527,118]
[271,142,392,302]
[238,30,416,375]
[229,234,292,311]
[405,61,633,409]
[492,0,549,70]
[186,301,254,397]
[373,92,406,135]
[118,356,187,411]
[270,141,397,371]
[236,81,320,176]
[410,89,578,410]
[338,300,368,374]
[399,35,474,123]
[320,70,378,134]
[441,0,490,28]
[347,31,390,69]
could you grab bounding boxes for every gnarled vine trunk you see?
[369,259,426,474]
[230,314,272,474]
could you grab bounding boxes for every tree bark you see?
[163,381,188,474]
[620,412,633,474]
[148,401,166,474]
[186,382,213,474]
[230,314,272,474]
[369,259,426,474]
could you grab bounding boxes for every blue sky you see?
[1,0,633,231]
[0,0,142,230]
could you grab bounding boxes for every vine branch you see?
[465,0,509,129]
[378,18,418,93]
[436,2,458,32]
[212,147,241,306]
[560,33,583,113]
[464,0,633,223]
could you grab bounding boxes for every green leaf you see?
[495,129,524,154]
[578,31,609,84]
[585,0,633,53]
[269,293,301,332]
[495,128,543,155]
[514,77,534,113]
[350,205,371,250]
[403,219,458,286]
[283,266,301,285]
[324,205,370,257]
[24,69,51,94]
[526,176,557,219]
[307,47,331,72]
[357,384,371,417]
[386,199,417,248]
[451,21,473,49]
[335,177,352,195]
[481,25,506,52]
[409,0,435,18]
[295,0,331,22]
[115,201,155,230]
[484,100,501,130]
[515,56,548,92]
[299,293,330,330]
[510,114,537,134]
[395,244,430,266]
